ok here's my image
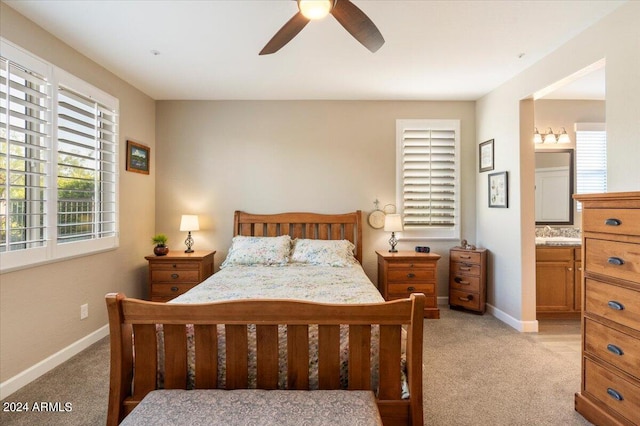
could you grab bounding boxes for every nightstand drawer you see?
[585,319,640,376]
[151,282,197,300]
[585,239,640,283]
[149,261,201,271]
[387,268,434,283]
[450,250,481,264]
[584,358,640,424]
[151,270,200,283]
[450,261,481,277]
[449,274,480,292]
[449,289,481,311]
[387,282,435,296]
[585,279,640,330]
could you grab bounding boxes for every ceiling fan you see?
[260,0,385,55]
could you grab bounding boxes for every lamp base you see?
[184,232,194,253]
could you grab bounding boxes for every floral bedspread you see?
[158,265,407,397]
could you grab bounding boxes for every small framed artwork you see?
[488,171,508,208]
[479,139,494,173]
[126,140,150,175]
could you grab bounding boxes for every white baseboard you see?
[0,325,109,400]
[486,303,539,332]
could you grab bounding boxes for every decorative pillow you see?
[290,239,357,267]
[220,235,291,268]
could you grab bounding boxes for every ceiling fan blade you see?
[331,0,384,52]
[260,12,310,55]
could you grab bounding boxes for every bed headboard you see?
[233,211,363,263]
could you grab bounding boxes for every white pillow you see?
[290,239,357,267]
[220,235,291,268]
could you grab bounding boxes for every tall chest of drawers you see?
[448,248,488,314]
[574,192,640,426]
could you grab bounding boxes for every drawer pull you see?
[606,344,624,356]
[454,277,470,285]
[607,300,625,311]
[458,295,473,302]
[460,255,471,259]
[606,388,624,401]
[172,264,177,268]
[605,218,622,226]
[407,286,415,292]
[171,273,179,279]
[607,257,624,266]
[171,286,179,292]
[460,267,471,272]
[407,273,415,278]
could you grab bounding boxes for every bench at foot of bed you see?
[119,389,382,426]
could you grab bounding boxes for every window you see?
[575,123,606,209]
[1,40,119,271]
[396,119,460,240]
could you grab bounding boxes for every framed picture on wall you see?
[488,171,508,208]
[126,140,150,175]
[479,139,494,172]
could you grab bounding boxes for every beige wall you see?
[0,3,156,384]
[476,1,639,329]
[155,101,476,289]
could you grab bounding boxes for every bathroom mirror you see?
[535,149,574,225]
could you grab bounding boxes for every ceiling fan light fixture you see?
[298,0,333,20]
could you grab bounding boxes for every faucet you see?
[544,225,553,237]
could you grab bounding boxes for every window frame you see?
[574,122,607,211]
[1,39,119,272]
[395,119,461,240]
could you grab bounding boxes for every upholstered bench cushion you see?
[120,389,383,426]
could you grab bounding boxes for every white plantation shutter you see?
[396,119,460,239]
[575,123,606,210]
[0,39,119,271]
[0,55,51,253]
[57,86,117,243]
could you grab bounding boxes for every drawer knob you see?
[171,286,179,292]
[407,273,415,278]
[606,344,624,356]
[607,257,624,266]
[171,273,179,279]
[458,295,473,302]
[407,286,415,292]
[606,388,624,402]
[607,300,625,311]
[172,264,177,268]
[605,218,622,226]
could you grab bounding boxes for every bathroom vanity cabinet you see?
[536,245,582,319]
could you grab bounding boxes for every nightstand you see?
[376,250,441,319]
[145,250,215,302]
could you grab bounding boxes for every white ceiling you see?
[4,0,623,101]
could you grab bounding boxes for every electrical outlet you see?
[80,303,89,320]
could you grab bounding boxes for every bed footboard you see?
[106,293,424,426]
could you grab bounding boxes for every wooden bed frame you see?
[106,293,425,426]
[233,210,363,263]
[106,211,425,425]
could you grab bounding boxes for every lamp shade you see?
[179,215,200,232]
[384,214,403,232]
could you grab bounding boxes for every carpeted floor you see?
[1,308,592,425]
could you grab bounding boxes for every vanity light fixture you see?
[534,127,571,144]
[384,214,403,253]
[179,214,200,253]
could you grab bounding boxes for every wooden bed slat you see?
[287,324,310,389]
[194,324,218,389]
[131,324,157,399]
[267,223,277,237]
[378,325,402,399]
[163,324,188,389]
[318,325,341,389]
[305,223,314,239]
[279,223,290,236]
[348,325,371,390]
[253,223,264,236]
[256,325,279,389]
[292,223,303,239]
[239,223,252,236]
[318,224,329,240]
[225,325,248,389]
[331,224,342,240]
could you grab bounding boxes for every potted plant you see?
[152,233,169,256]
